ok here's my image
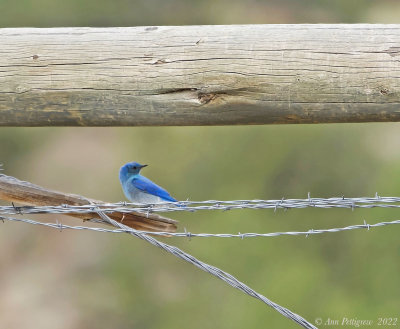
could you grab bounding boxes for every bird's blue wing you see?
[132,176,177,202]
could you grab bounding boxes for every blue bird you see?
[119,161,177,204]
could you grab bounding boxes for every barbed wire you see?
[0,163,389,328]
[1,174,397,329]
[2,215,399,239]
[2,193,400,215]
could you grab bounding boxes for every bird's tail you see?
[161,195,187,208]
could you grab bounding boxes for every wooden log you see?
[1,25,400,126]
[0,174,178,233]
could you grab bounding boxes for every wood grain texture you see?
[1,25,400,126]
[0,174,178,233]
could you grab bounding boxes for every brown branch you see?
[0,174,178,233]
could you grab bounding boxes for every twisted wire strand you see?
[1,194,400,215]
[2,215,398,239]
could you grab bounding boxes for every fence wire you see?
[4,188,400,329]
[2,215,399,239]
[2,193,400,215]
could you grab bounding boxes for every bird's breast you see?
[123,179,163,204]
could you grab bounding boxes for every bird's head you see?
[119,162,148,180]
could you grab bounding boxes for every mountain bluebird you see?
[119,161,177,203]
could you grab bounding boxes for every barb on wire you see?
[2,194,400,215]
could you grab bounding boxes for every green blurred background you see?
[1,1,400,328]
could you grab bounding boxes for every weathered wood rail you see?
[1,25,400,126]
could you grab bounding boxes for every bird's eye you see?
[133,166,137,170]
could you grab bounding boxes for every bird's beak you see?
[141,164,148,168]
